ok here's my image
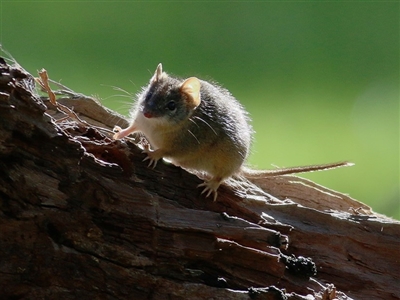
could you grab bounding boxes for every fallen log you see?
[0,57,399,300]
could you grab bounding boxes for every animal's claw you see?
[198,180,220,201]
[113,125,122,133]
[112,126,123,139]
[142,148,162,169]
[142,154,158,169]
[112,124,136,140]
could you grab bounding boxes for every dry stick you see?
[35,69,89,128]
[35,69,122,139]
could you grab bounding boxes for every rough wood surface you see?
[0,57,399,300]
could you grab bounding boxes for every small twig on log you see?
[35,69,119,138]
[35,69,89,128]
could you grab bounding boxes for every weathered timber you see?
[0,57,399,300]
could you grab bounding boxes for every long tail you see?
[243,161,354,178]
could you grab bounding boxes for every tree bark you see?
[0,57,399,300]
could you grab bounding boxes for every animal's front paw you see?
[113,126,123,139]
[112,123,137,140]
[142,147,164,169]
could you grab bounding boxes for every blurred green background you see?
[1,1,398,219]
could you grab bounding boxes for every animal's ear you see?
[180,77,201,108]
[151,63,164,83]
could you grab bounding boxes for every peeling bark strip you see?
[0,57,399,300]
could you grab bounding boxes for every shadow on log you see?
[0,57,399,300]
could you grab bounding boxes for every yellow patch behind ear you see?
[180,77,201,108]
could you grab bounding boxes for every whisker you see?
[100,84,134,97]
[187,129,200,144]
[129,80,138,88]
[112,86,134,96]
[192,116,218,136]
[103,94,134,101]
[188,117,200,128]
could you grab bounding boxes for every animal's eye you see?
[145,91,153,101]
[166,100,176,111]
